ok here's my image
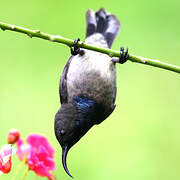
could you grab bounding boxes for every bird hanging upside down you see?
[54,8,128,178]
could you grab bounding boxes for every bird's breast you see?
[66,50,117,112]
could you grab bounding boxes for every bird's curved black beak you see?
[62,145,73,178]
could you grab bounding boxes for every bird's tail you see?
[86,8,120,48]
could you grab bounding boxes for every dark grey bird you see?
[54,8,128,178]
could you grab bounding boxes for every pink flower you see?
[0,144,16,174]
[16,134,55,177]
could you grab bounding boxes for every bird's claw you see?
[119,46,129,64]
[70,38,84,56]
[111,46,129,64]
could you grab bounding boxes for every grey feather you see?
[59,56,73,104]
[86,8,120,47]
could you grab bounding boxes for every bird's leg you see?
[112,46,129,64]
[70,38,84,56]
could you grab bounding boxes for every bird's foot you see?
[70,38,84,56]
[119,46,129,64]
[112,46,129,64]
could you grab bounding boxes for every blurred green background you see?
[0,0,180,179]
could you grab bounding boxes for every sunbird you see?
[54,8,128,177]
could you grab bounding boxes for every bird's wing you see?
[59,56,73,104]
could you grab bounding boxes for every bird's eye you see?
[60,129,66,135]
[75,120,80,127]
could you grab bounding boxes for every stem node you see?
[34,30,40,33]
[50,36,55,42]
[11,26,16,30]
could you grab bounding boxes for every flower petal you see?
[27,134,55,157]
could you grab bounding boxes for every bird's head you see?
[54,103,80,178]
[54,98,96,177]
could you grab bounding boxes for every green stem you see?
[11,158,26,180]
[22,167,29,180]
[0,21,180,74]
